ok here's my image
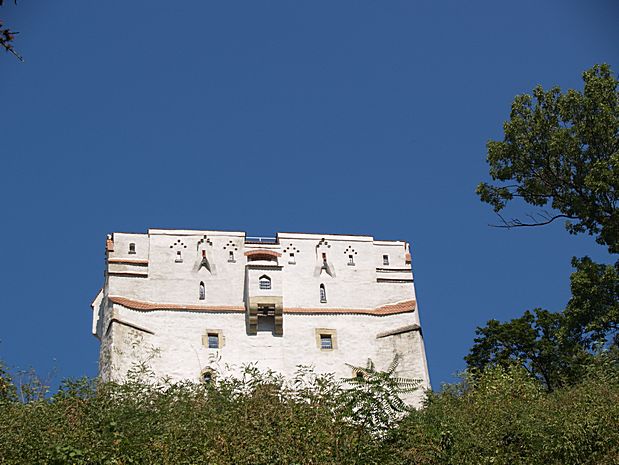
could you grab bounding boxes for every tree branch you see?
[490,212,577,229]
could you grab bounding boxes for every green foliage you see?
[0,364,391,465]
[1,359,616,464]
[464,308,585,390]
[472,64,619,392]
[387,362,619,465]
[477,63,619,253]
[0,359,17,405]
[565,256,619,348]
[342,356,421,433]
[466,255,619,391]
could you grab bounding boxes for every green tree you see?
[464,307,592,391]
[477,64,619,253]
[470,64,619,389]
[564,256,619,348]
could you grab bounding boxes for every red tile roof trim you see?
[108,258,149,265]
[109,296,245,313]
[108,296,415,316]
[285,300,416,315]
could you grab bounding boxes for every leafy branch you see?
[0,0,22,62]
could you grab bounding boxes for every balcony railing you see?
[245,236,277,244]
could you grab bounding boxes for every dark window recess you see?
[383,254,389,266]
[228,251,235,262]
[199,282,205,300]
[202,371,213,383]
[320,334,333,350]
[207,333,219,349]
[320,284,327,303]
[129,243,136,254]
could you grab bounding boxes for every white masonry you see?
[91,229,431,404]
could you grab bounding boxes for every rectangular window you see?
[175,251,183,263]
[383,254,389,266]
[228,251,235,262]
[129,243,136,254]
[320,334,333,350]
[348,255,355,266]
[207,333,219,349]
[289,252,296,264]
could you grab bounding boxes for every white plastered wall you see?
[94,229,431,406]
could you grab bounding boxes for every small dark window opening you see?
[176,250,183,263]
[228,250,235,262]
[259,275,271,290]
[199,282,205,300]
[348,254,355,266]
[383,254,389,266]
[320,334,333,350]
[129,243,136,254]
[202,250,206,258]
[207,333,219,349]
[289,252,296,264]
[320,284,327,303]
[322,252,327,265]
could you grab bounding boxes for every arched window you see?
[320,284,327,303]
[199,281,205,300]
[259,275,271,290]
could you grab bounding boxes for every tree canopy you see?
[477,64,619,253]
[469,64,619,390]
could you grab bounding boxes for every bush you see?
[386,361,619,465]
[0,358,617,464]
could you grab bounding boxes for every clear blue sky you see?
[1,0,617,388]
